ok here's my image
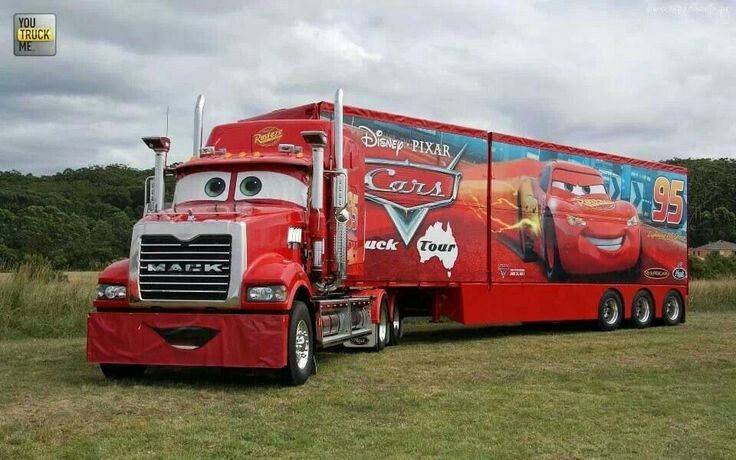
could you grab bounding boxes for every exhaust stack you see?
[141,136,171,213]
[332,88,348,281]
[193,94,205,156]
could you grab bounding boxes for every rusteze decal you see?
[253,126,283,147]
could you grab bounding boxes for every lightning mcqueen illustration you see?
[517,161,641,280]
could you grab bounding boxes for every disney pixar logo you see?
[14,13,56,56]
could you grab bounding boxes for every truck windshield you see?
[173,170,308,207]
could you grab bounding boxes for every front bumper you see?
[87,311,288,369]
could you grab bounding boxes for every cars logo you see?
[364,144,466,245]
[253,126,283,147]
[672,262,687,280]
[643,267,669,279]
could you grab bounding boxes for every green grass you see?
[0,266,96,340]
[0,313,734,458]
[689,277,736,312]
[0,262,735,457]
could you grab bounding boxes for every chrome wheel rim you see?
[603,298,619,324]
[665,296,680,321]
[392,308,400,333]
[634,297,651,323]
[379,307,388,343]
[295,319,310,370]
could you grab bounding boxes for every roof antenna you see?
[165,105,170,137]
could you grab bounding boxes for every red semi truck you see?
[87,90,688,384]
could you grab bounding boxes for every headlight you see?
[247,285,287,302]
[627,215,639,227]
[566,215,586,226]
[96,284,127,300]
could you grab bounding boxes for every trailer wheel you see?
[373,298,389,351]
[389,304,403,346]
[598,290,623,331]
[631,290,653,328]
[543,213,566,281]
[282,301,314,385]
[100,364,146,380]
[662,290,684,326]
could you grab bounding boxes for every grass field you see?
[1,269,735,458]
[0,313,734,458]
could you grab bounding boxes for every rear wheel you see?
[373,298,389,351]
[631,290,653,328]
[662,291,684,326]
[389,304,403,346]
[100,364,146,380]
[543,213,566,281]
[598,290,623,331]
[282,301,314,385]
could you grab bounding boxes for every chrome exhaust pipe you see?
[193,94,205,156]
[332,88,348,281]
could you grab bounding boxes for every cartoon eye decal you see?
[565,183,574,192]
[204,178,227,197]
[239,176,263,197]
[582,185,591,194]
[174,172,230,204]
[235,171,308,207]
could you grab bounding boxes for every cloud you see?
[0,0,733,174]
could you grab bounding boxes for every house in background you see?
[689,240,736,259]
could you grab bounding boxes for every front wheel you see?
[281,301,314,386]
[543,213,566,281]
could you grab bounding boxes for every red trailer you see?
[87,90,688,384]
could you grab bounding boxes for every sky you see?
[1,0,734,174]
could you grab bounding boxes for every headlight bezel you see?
[96,284,127,300]
[246,285,288,302]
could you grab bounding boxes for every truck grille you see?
[139,235,232,301]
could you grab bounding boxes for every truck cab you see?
[87,90,392,385]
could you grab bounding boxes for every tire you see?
[517,189,536,262]
[598,289,623,331]
[100,364,146,380]
[543,213,566,281]
[373,298,389,352]
[631,290,653,328]
[389,303,403,346]
[662,290,684,326]
[281,301,314,386]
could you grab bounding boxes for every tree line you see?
[0,159,734,274]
